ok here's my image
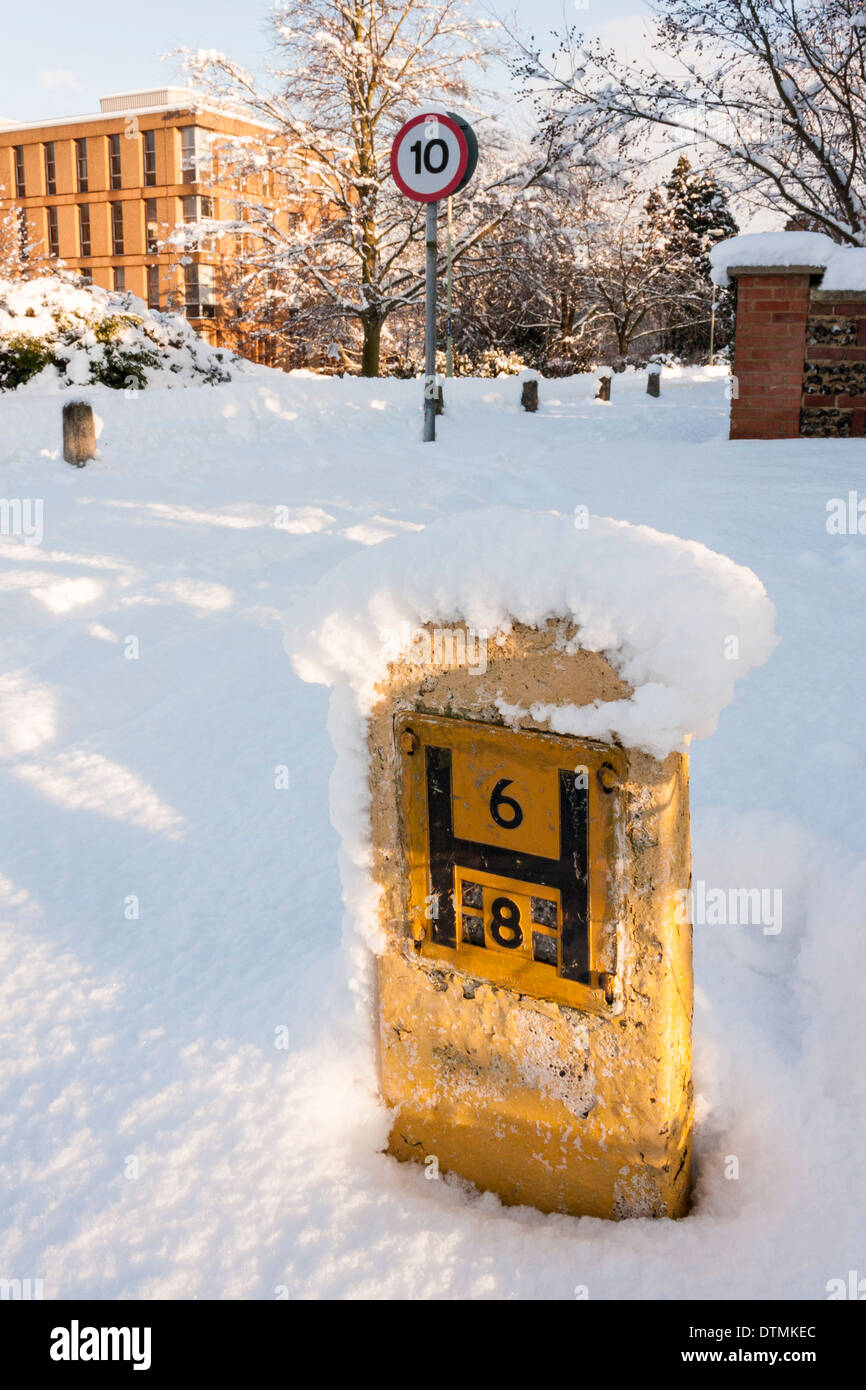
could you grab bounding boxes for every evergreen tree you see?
[649,157,738,359]
[661,157,739,278]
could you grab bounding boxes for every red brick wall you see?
[730,273,812,440]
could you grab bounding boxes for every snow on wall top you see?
[710,231,866,290]
[286,507,777,759]
[816,248,866,292]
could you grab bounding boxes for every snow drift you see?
[287,506,778,760]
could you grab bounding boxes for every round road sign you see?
[390,111,476,203]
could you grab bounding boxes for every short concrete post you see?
[62,400,96,467]
[288,509,777,1221]
[647,365,661,397]
[520,378,539,413]
[596,370,612,402]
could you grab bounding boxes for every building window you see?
[113,266,126,292]
[181,194,214,224]
[46,205,59,258]
[145,199,159,253]
[179,126,210,183]
[80,269,93,286]
[180,127,196,180]
[183,261,216,318]
[78,204,91,258]
[111,201,124,255]
[146,264,160,309]
[75,138,88,192]
[44,142,56,195]
[13,146,25,198]
[143,130,156,187]
[182,193,214,222]
[108,133,122,189]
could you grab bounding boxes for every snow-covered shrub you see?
[0,275,236,391]
[472,347,528,378]
[0,334,56,391]
[544,339,599,377]
[385,344,529,380]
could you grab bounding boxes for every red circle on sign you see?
[390,112,469,203]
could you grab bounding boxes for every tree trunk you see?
[361,315,382,377]
[561,293,575,340]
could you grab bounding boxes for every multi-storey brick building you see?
[0,88,280,349]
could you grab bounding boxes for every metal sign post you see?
[390,110,478,441]
[424,202,438,442]
[446,196,454,378]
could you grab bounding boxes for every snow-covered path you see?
[1,366,863,1298]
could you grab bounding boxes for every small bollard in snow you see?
[521,379,539,413]
[435,384,444,416]
[647,365,661,398]
[62,400,95,467]
[596,370,612,402]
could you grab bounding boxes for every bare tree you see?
[178,0,556,374]
[518,0,866,245]
[445,167,606,371]
[568,188,710,358]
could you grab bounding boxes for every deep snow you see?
[1,363,864,1299]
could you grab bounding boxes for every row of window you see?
[40,195,215,258]
[97,264,214,315]
[14,201,214,317]
[64,262,214,316]
[12,127,209,198]
[140,263,216,315]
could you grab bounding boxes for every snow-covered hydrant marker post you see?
[287,508,777,1219]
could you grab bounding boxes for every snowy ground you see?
[0,364,864,1299]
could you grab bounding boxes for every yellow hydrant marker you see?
[398,712,626,1012]
[371,626,693,1221]
[286,509,778,1223]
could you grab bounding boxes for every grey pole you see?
[424,200,438,442]
[446,195,454,378]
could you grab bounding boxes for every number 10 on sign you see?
[390,112,478,441]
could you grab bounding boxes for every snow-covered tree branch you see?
[174,0,557,374]
[517,0,866,245]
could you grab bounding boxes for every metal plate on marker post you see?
[397,712,626,1011]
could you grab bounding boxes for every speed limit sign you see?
[390,111,478,203]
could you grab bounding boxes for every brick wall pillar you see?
[728,270,814,440]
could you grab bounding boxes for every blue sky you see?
[2,0,652,123]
